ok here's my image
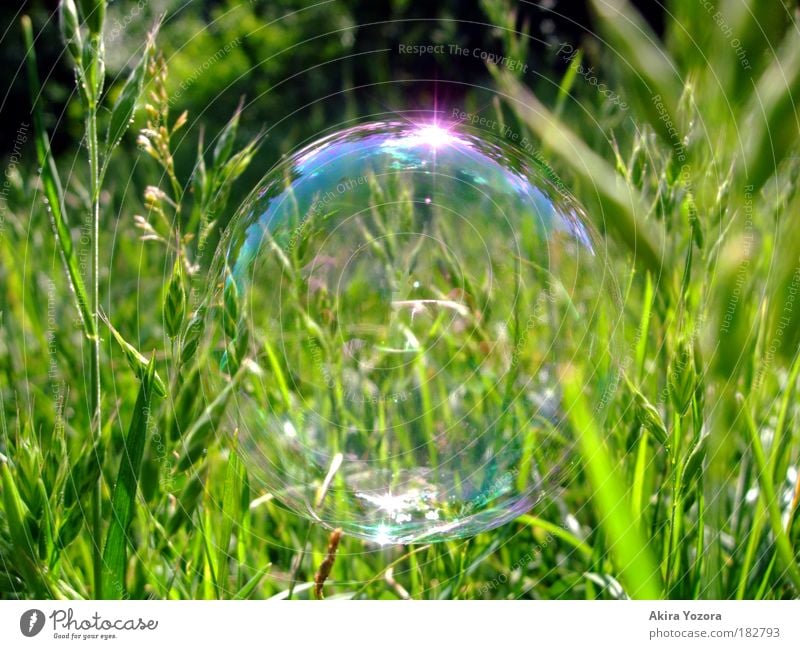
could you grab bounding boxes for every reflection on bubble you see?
[203,119,621,544]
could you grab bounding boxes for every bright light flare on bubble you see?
[416,123,456,148]
[201,119,622,544]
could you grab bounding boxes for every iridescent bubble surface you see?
[203,119,621,543]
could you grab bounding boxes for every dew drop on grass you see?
[203,119,622,543]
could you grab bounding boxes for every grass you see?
[1,0,800,599]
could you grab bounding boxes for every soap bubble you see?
[202,119,622,544]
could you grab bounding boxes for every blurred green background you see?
[1,0,666,160]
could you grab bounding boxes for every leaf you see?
[35,478,55,563]
[494,70,665,278]
[22,16,95,337]
[554,48,583,117]
[168,366,201,438]
[739,395,800,593]
[63,441,104,510]
[105,25,158,154]
[516,515,593,560]
[668,337,696,416]
[213,97,244,168]
[59,0,82,63]
[712,0,789,99]
[56,505,86,550]
[77,0,105,36]
[80,28,104,105]
[634,272,654,378]
[479,0,528,72]
[742,26,800,191]
[188,127,208,234]
[163,258,186,339]
[100,357,158,599]
[233,562,272,599]
[179,305,206,367]
[626,377,668,447]
[222,270,239,340]
[561,364,662,599]
[680,434,707,493]
[589,0,683,147]
[269,581,314,600]
[216,439,246,590]
[199,508,220,598]
[1,460,47,597]
[165,471,204,534]
[176,363,248,471]
[210,134,263,210]
[630,427,650,521]
[101,312,167,397]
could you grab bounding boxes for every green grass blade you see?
[517,515,594,560]
[715,0,789,97]
[630,429,650,522]
[562,365,663,599]
[213,97,243,168]
[741,26,800,191]
[495,70,665,278]
[200,508,220,599]
[635,272,654,379]
[21,16,95,337]
[1,460,48,597]
[589,0,683,146]
[216,439,246,592]
[100,357,158,599]
[101,312,167,397]
[176,362,249,471]
[735,508,765,599]
[739,395,800,593]
[554,48,583,118]
[104,24,159,156]
[233,562,272,599]
[769,347,800,481]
